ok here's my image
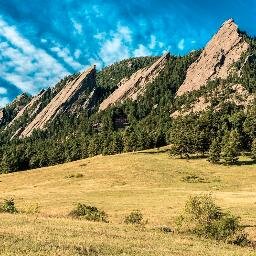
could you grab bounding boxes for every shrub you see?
[181,175,206,183]
[124,210,143,224]
[0,198,18,213]
[69,203,108,222]
[176,194,246,242]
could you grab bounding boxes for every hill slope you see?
[0,150,256,255]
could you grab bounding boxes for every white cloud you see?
[71,18,83,34]
[149,35,156,49]
[0,87,7,94]
[0,17,68,94]
[178,39,185,50]
[50,45,83,70]
[74,49,81,59]
[0,96,9,107]
[41,38,47,44]
[99,25,132,65]
[133,44,151,57]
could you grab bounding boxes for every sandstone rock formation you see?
[99,52,170,111]
[0,109,4,124]
[20,66,96,138]
[176,19,249,96]
[7,90,47,129]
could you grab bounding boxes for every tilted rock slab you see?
[20,66,96,138]
[99,52,170,111]
[0,109,4,124]
[176,19,249,96]
[6,89,47,129]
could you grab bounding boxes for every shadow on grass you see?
[136,148,171,154]
[231,160,256,166]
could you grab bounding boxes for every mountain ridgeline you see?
[0,19,255,172]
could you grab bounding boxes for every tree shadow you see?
[136,148,171,154]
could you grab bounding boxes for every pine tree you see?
[221,130,240,164]
[251,138,256,160]
[208,139,221,163]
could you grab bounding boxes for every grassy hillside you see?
[0,149,256,255]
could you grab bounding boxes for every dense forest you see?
[0,33,256,173]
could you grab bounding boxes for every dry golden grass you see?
[0,149,256,255]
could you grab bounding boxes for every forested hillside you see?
[0,20,255,173]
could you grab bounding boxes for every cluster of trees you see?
[170,103,256,164]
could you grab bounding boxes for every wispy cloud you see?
[178,39,185,50]
[0,87,7,94]
[50,45,83,70]
[0,17,69,95]
[98,25,132,65]
[0,96,9,108]
[133,44,151,57]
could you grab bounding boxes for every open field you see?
[0,149,256,255]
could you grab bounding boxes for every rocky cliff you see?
[99,52,170,111]
[6,90,47,129]
[20,66,96,138]
[176,19,249,96]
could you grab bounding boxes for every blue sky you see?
[0,0,255,107]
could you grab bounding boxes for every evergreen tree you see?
[208,139,221,163]
[221,130,240,164]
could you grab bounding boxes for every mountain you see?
[177,19,249,96]
[0,19,255,173]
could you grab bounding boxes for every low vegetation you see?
[69,203,108,222]
[0,198,18,214]
[176,194,250,246]
[124,210,144,225]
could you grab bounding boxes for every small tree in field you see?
[222,130,240,165]
[208,139,221,163]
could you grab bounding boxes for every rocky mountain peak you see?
[176,19,249,96]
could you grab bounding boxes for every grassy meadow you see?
[0,148,256,255]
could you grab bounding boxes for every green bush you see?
[176,194,247,243]
[124,210,143,224]
[0,198,18,213]
[181,175,206,183]
[69,203,108,222]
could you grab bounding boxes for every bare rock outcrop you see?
[20,66,96,138]
[99,52,170,111]
[7,90,47,129]
[0,109,4,124]
[177,19,249,96]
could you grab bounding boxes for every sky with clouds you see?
[0,0,256,107]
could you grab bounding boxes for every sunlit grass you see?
[0,149,256,255]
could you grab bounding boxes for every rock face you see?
[0,109,4,124]
[176,19,249,96]
[7,90,47,129]
[99,52,170,111]
[20,66,96,138]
